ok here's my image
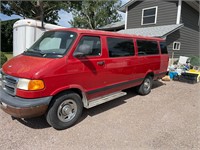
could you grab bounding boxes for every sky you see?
[0,0,129,27]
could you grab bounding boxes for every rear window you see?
[160,42,168,54]
[137,40,159,55]
[107,37,134,57]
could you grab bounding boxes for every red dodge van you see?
[0,28,169,129]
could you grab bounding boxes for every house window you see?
[142,6,158,25]
[173,42,181,50]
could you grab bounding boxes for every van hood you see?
[2,55,55,79]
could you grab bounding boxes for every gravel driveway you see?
[0,80,199,150]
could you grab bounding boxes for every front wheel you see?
[46,92,83,130]
[137,76,153,95]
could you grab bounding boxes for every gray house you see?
[101,0,199,59]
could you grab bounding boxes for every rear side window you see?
[137,40,159,55]
[160,42,168,54]
[107,37,134,57]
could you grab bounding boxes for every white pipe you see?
[176,0,182,24]
[125,7,128,29]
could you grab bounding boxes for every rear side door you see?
[103,37,138,90]
[136,40,161,78]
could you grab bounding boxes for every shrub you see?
[0,51,8,68]
[190,56,200,67]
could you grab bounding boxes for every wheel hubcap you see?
[57,99,77,122]
[144,79,151,91]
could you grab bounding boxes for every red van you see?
[0,28,169,129]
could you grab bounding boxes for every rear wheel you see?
[46,92,83,130]
[137,76,153,95]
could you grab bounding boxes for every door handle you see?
[97,61,105,66]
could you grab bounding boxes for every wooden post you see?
[171,50,174,65]
[37,0,44,28]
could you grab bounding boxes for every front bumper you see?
[0,87,52,118]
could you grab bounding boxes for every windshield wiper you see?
[24,48,45,57]
[24,49,63,58]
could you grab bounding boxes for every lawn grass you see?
[4,52,13,60]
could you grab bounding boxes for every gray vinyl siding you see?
[167,2,199,58]
[127,1,178,29]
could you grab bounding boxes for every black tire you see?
[46,92,83,130]
[137,76,153,95]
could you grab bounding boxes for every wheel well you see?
[69,88,83,99]
[53,88,83,100]
[146,72,154,79]
[47,88,84,114]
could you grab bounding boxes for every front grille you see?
[1,72,18,96]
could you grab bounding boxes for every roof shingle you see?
[118,24,184,38]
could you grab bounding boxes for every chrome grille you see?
[1,72,18,96]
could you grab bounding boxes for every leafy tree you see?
[69,0,122,29]
[1,1,77,24]
[1,19,19,52]
[0,1,80,53]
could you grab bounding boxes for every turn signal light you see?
[28,80,45,91]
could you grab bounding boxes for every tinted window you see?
[137,40,159,55]
[74,36,101,56]
[107,37,134,57]
[160,42,168,54]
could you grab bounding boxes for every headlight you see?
[17,79,45,91]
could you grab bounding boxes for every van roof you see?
[51,28,165,41]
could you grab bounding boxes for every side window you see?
[74,36,101,56]
[160,42,168,54]
[107,37,134,57]
[137,40,159,55]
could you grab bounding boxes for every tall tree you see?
[69,0,122,29]
[1,19,19,52]
[1,1,77,24]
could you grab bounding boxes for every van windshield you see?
[24,31,77,58]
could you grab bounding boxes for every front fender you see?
[50,84,89,108]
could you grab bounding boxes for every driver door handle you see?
[97,61,105,66]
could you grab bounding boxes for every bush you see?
[0,51,8,68]
[190,56,200,66]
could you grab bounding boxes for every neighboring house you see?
[101,0,199,59]
[98,21,125,31]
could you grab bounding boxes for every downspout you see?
[125,7,128,29]
[172,0,182,65]
[176,0,182,24]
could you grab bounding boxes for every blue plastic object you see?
[169,72,178,79]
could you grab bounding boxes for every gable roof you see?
[118,24,184,38]
[98,21,125,31]
[119,0,135,12]
[119,0,199,12]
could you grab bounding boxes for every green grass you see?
[4,52,13,60]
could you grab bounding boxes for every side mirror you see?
[73,52,86,58]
